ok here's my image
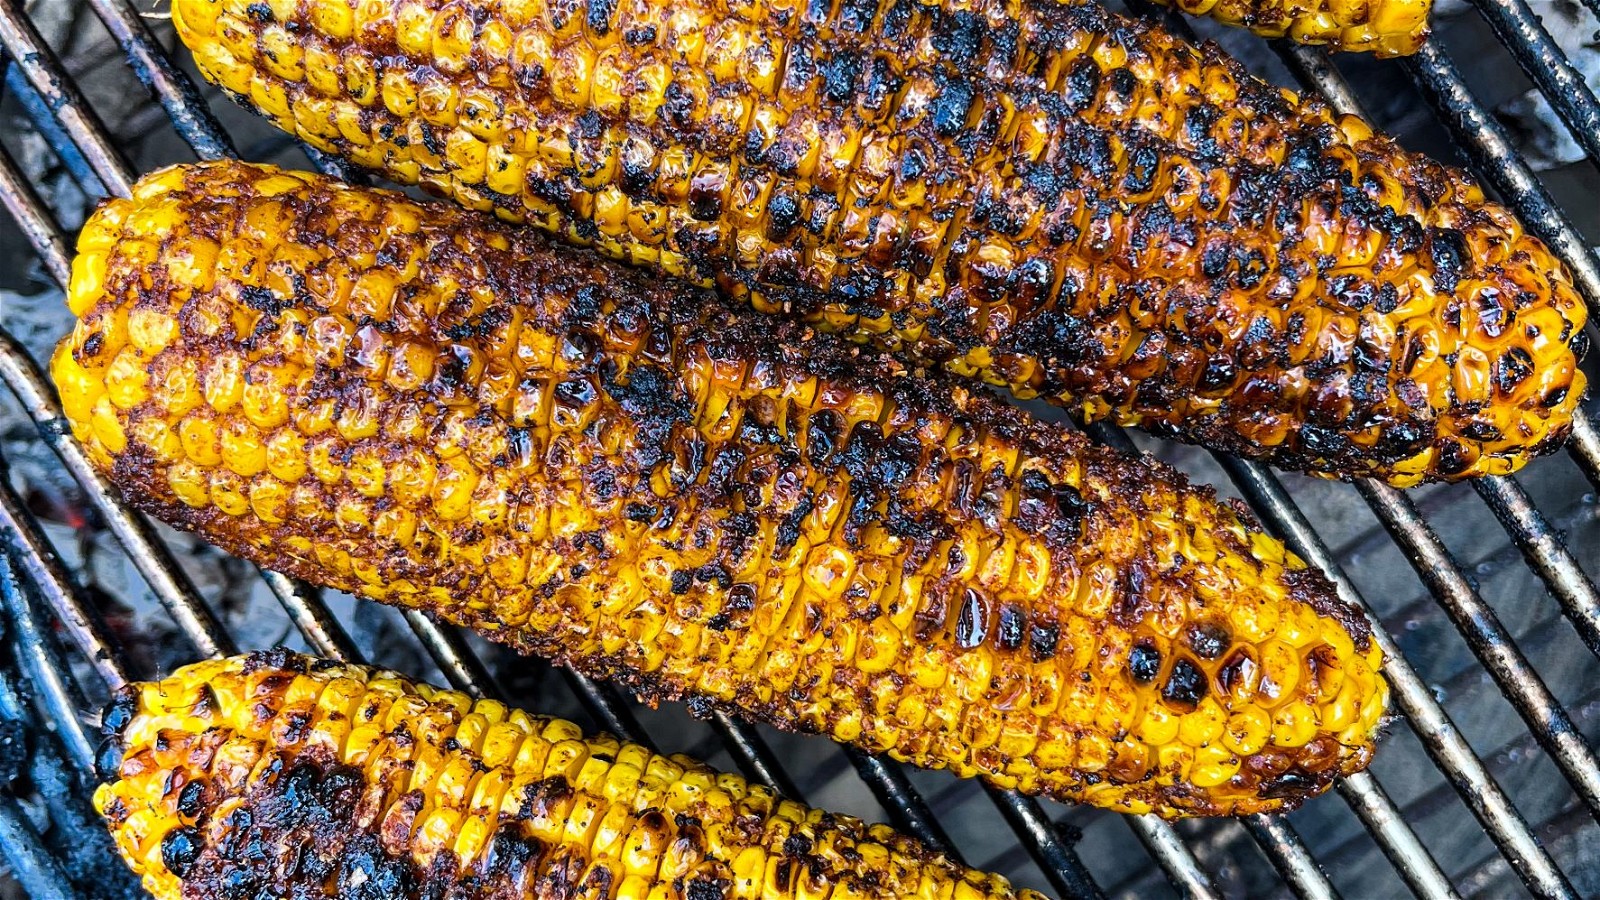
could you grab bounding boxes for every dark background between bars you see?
[0,0,1598,897]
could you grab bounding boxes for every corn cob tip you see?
[94,649,1048,900]
[63,159,1387,821]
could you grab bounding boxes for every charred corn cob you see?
[57,161,1388,817]
[172,0,1586,486]
[97,650,1048,900]
[1149,0,1429,54]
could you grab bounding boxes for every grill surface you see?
[0,1,1597,897]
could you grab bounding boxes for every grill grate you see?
[0,1,1595,897]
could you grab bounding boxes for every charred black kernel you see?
[101,688,138,736]
[1107,67,1137,99]
[280,762,319,806]
[1198,355,1237,392]
[238,284,288,314]
[661,81,695,127]
[670,570,692,594]
[1162,657,1208,708]
[585,0,616,33]
[176,779,208,819]
[954,588,990,650]
[1492,347,1535,395]
[836,0,881,31]
[1299,424,1349,458]
[245,2,272,22]
[931,10,984,65]
[837,421,884,479]
[1435,438,1471,477]
[1427,228,1468,294]
[930,78,975,137]
[1122,144,1159,194]
[95,737,124,783]
[624,502,656,523]
[806,410,844,467]
[688,169,725,221]
[622,24,656,44]
[1063,60,1099,111]
[1053,483,1089,519]
[819,50,863,104]
[996,604,1026,651]
[861,56,903,111]
[161,826,203,878]
[619,146,656,197]
[1029,621,1060,662]
[1185,621,1231,660]
[783,833,813,856]
[725,583,757,613]
[1127,641,1162,684]
[687,876,732,900]
[767,192,801,240]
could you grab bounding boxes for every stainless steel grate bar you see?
[1472,476,1600,659]
[1243,816,1338,900]
[1467,0,1600,170]
[80,0,236,161]
[1355,481,1600,821]
[0,0,129,196]
[0,549,97,771]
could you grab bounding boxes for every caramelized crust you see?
[57,162,1387,817]
[172,0,1586,484]
[96,650,1047,899]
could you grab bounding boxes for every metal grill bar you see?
[1242,816,1337,900]
[3,59,104,195]
[80,0,236,161]
[1472,476,1600,659]
[1126,817,1222,898]
[1468,0,1600,169]
[0,140,70,287]
[0,794,70,900]
[1355,481,1600,820]
[1334,775,1461,900]
[0,553,96,771]
[0,0,130,195]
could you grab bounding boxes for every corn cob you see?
[56,161,1388,818]
[96,649,1049,900]
[1149,0,1429,54]
[172,0,1586,486]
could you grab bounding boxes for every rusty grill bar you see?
[0,0,1595,897]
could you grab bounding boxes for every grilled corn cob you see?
[1149,0,1429,54]
[96,650,1048,900]
[57,161,1388,817]
[172,0,1586,486]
